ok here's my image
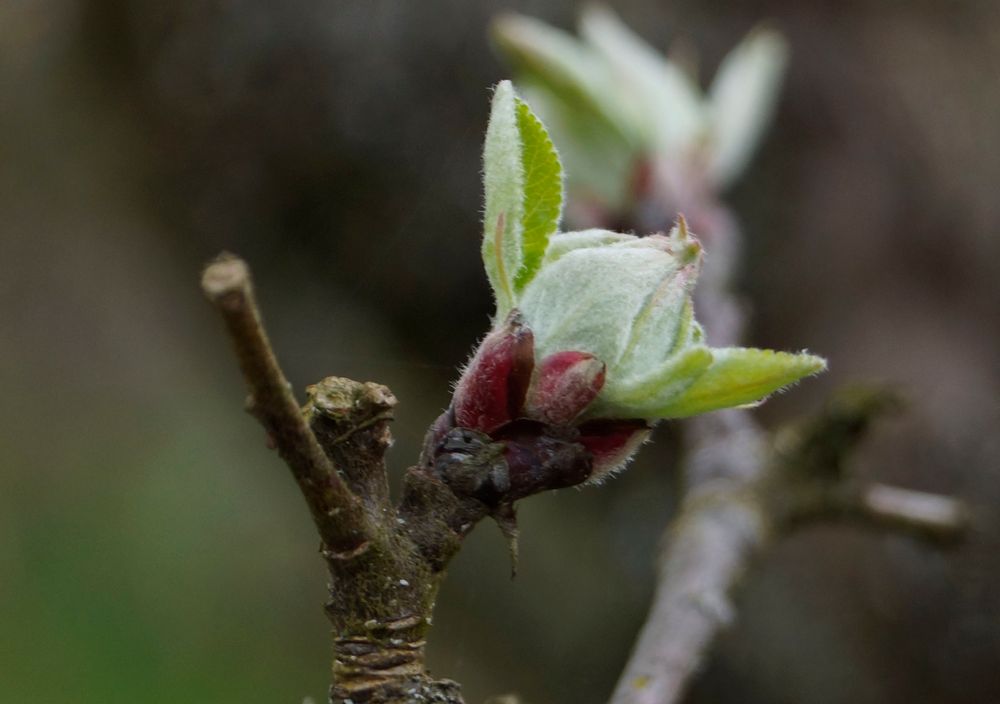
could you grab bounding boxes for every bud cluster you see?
[421,80,824,513]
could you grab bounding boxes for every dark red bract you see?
[453,311,534,433]
[446,311,650,482]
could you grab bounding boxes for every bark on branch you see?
[202,254,464,702]
[201,232,969,704]
[201,254,374,554]
[610,387,969,704]
[203,253,598,703]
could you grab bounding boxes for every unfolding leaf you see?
[518,242,682,367]
[519,82,635,210]
[513,97,563,291]
[594,345,713,418]
[652,347,826,418]
[616,245,700,375]
[482,81,565,317]
[542,229,634,266]
[483,81,525,317]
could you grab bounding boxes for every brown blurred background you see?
[1,1,998,703]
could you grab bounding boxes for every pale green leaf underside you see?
[616,259,691,377]
[579,4,704,151]
[652,348,827,418]
[542,229,634,266]
[513,97,563,291]
[707,27,789,188]
[482,80,525,318]
[482,81,564,318]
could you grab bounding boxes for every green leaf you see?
[482,80,525,317]
[594,345,713,417]
[542,229,634,266]
[616,253,697,375]
[652,347,826,418]
[519,82,635,210]
[518,242,674,366]
[512,97,563,291]
[482,81,564,317]
[707,27,789,188]
[492,12,645,209]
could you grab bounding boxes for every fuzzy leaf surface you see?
[482,80,525,317]
[593,345,713,418]
[653,347,827,418]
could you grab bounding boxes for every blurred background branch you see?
[1,2,996,703]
